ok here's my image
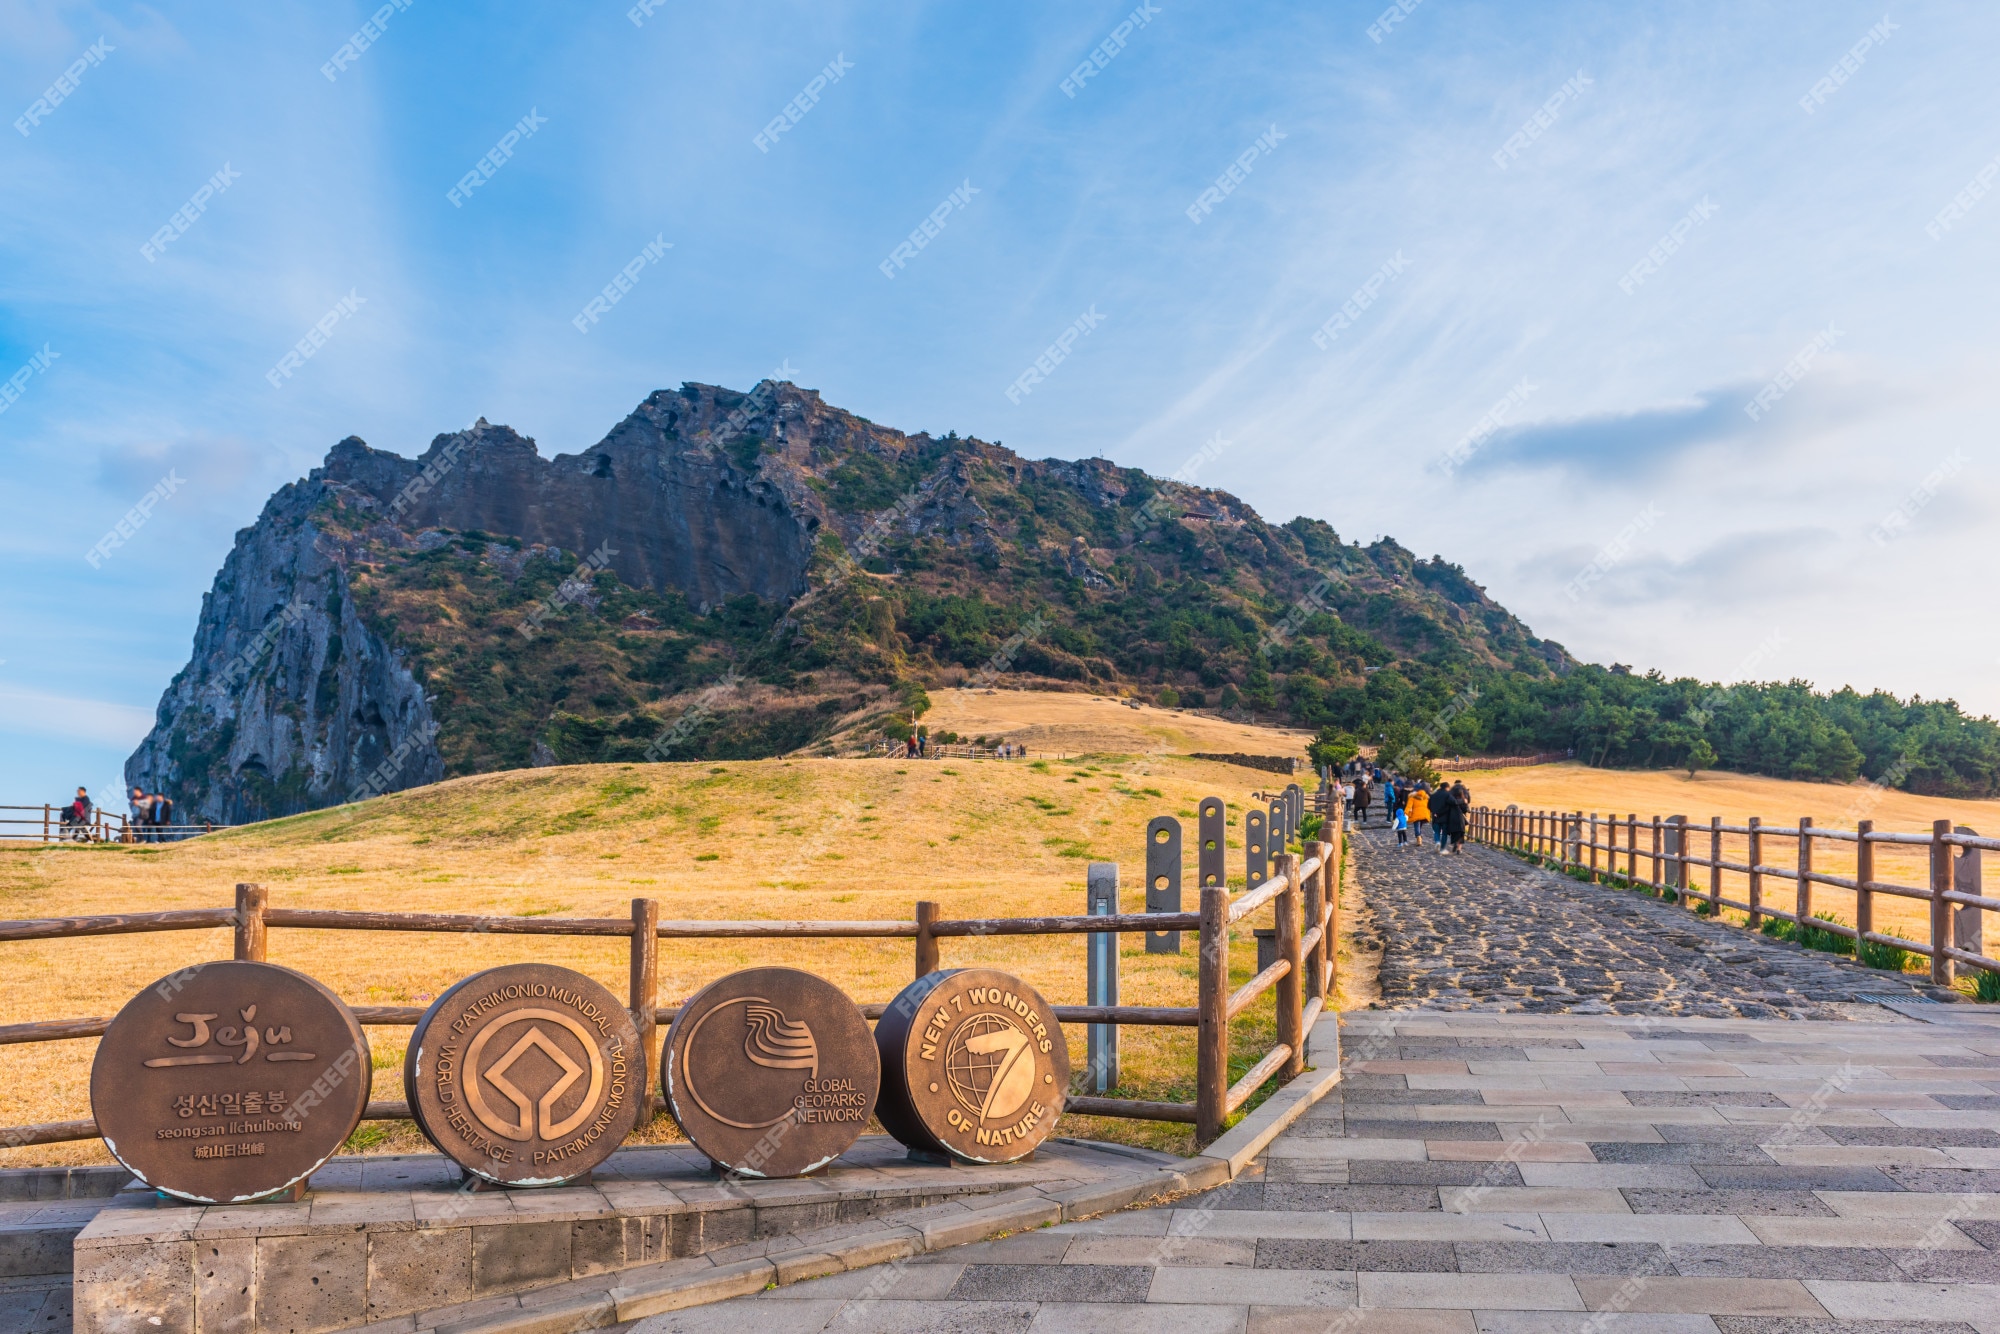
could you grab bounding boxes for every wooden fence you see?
[1468,804,2000,985]
[0,805,228,844]
[0,799,1343,1154]
[1432,751,1571,773]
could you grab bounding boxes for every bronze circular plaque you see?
[875,968,1070,1164]
[90,960,372,1204]
[663,967,879,1177]
[405,964,641,1186]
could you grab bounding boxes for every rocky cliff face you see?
[130,379,1569,822]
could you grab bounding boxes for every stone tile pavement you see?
[645,1010,2000,1332]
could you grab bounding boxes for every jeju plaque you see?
[405,964,640,1186]
[90,960,372,1204]
[663,967,878,1177]
[875,968,1070,1164]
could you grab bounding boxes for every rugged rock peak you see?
[129,378,1567,823]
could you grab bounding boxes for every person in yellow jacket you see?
[1404,786,1432,848]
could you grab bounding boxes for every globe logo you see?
[943,1012,1036,1124]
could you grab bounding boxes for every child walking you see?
[1393,806,1409,849]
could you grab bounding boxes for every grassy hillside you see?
[1,704,1317,1165]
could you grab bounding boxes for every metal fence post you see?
[1086,863,1120,1094]
[233,883,267,962]
[1196,885,1229,1146]
[1198,798,1226,893]
[630,897,660,1120]
[1954,826,1983,969]
[1246,809,1269,892]
[1146,816,1183,954]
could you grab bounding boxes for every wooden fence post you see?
[1276,854,1303,1080]
[1588,813,1599,882]
[1931,819,1954,985]
[1650,817,1663,889]
[42,805,50,844]
[630,897,659,1120]
[914,900,940,979]
[1312,839,1334,1002]
[1195,885,1230,1147]
[1626,814,1638,883]
[1795,817,1814,929]
[1747,817,1764,928]
[1709,817,1722,915]
[1855,819,1874,944]
[234,883,267,962]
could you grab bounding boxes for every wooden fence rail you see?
[0,804,228,844]
[0,797,1344,1154]
[1468,804,1999,986]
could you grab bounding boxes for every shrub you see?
[1157,687,1180,708]
[1859,938,1910,972]
[1799,912,1855,956]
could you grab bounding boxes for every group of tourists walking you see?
[1333,760,1470,854]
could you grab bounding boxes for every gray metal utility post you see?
[1086,862,1120,1093]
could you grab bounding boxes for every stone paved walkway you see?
[1348,821,1945,1018]
[629,824,2000,1331]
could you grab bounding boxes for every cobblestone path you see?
[1349,820,1949,1020]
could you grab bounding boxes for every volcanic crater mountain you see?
[127,380,1568,823]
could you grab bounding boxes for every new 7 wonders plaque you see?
[664,967,879,1177]
[406,964,641,1186]
[90,961,371,1204]
[875,968,1070,1164]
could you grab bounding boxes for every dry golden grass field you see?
[11,693,1993,1169]
[0,692,1318,1167]
[1454,762,2000,953]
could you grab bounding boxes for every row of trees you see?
[1297,663,2000,798]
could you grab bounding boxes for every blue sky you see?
[3,0,1996,804]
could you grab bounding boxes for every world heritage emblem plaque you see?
[663,967,879,1177]
[405,963,641,1186]
[874,968,1070,1164]
[90,960,372,1204]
